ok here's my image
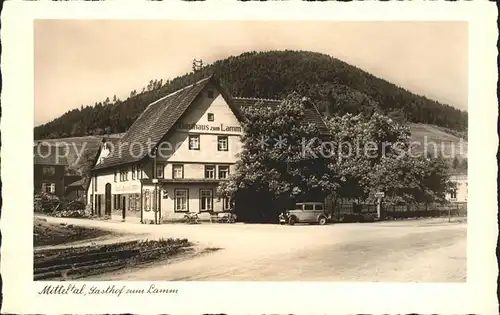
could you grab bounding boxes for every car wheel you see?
[318,216,327,225]
[288,216,296,225]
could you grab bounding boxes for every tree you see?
[325,112,453,205]
[218,94,338,223]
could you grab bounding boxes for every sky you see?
[34,20,468,126]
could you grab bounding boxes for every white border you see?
[1,1,498,314]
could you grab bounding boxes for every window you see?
[205,165,215,179]
[218,165,229,179]
[128,194,134,211]
[136,194,141,210]
[156,164,164,179]
[42,166,55,176]
[200,189,213,212]
[189,135,200,150]
[304,204,314,211]
[175,189,189,212]
[94,176,98,192]
[217,136,228,151]
[114,171,118,182]
[173,164,184,179]
[132,165,136,180]
[207,90,214,98]
[207,113,214,122]
[120,168,128,181]
[315,204,324,211]
[222,197,231,211]
[129,194,140,211]
[50,183,56,193]
[41,183,47,193]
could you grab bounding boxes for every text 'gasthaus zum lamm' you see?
[38,284,178,296]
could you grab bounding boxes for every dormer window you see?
[207,113,214,122]
[207,90,214,98]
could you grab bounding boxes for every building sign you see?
[176,122,242,133]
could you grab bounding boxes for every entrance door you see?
[105,183,112,216]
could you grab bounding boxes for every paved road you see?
[38,216,466,282]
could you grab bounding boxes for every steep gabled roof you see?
[232,97,331,136]
[94,75,240,171]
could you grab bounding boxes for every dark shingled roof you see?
[93,76,330,171]
[232,97,330,136]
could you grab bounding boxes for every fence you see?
[331,202,467,222]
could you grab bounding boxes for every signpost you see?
[374,192,385,198]
[375,192,385,219]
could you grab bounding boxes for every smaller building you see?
[446,173,467,203]
[33,143,68,198]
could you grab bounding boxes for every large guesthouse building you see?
[88,75,329,223]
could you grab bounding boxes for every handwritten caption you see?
[38,284,178,297]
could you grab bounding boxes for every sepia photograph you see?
[32,20,470,282]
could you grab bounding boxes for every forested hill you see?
[34,50,467,140]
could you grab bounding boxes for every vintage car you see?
[279,202,329,225]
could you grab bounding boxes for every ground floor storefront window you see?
[113,193,141,211]
[174,189,188,212]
